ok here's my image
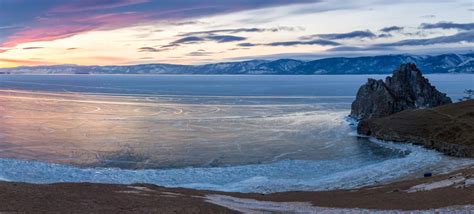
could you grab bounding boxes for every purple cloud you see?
[380,26,404,33]
[161,35,247,50]
[51,0,150,13]
[2,12,149,48]
[0,0,317,50]
[376,31,474,47]
[238,39,340,47]
[22,47,44,50]
[420,22,474,31]
[179,27,301,37]
[266,39,340,46]
[302,30,377,40]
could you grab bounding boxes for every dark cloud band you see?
[420,22,474,31]
[380,26,404,33]
[301,30,377,40]
[377,31,474,47]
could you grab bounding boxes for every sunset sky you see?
[0,0,473,68]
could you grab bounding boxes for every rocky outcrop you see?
[351,63,470,157]
[357,100,474,157]
[350,63,452,120]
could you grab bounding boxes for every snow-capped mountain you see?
[1,53,473,75]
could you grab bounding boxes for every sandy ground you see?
[0,165,472,213]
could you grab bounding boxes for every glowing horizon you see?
[0,0,473,68]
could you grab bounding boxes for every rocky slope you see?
[1,53,473,74]
[358,100,474,157]
[350,63,452,120]
[293,53,474,74]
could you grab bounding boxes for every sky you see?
[0,0,473,68]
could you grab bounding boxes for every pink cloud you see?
[0,0,315,53]
[88,56,128,63]
[1,12,150,49]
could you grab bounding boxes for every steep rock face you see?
[350,63,452,120]
[385,63,452,108]
[350,79,402,119]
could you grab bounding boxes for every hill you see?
[1,53,473,75]
[358,100,474,157]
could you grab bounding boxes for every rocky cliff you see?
[350,63,452,120]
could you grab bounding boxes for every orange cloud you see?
[0,58,49,67]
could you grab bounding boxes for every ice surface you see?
[0,139,471,193]
[0,75,472,193]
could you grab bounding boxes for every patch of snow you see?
[458,58,474,67]
[464,178,474,186]
[205,194,474,213]
[127,186,154,192]
[406,175,466,193]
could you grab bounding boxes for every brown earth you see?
[358,100,474,157]
[0,166,473,213]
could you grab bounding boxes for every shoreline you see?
[1,136,471,194]
[0,88,473,212]
[0,164,473,213]
[2,73,474,76]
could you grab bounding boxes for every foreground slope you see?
[358,100,474,157]
[0,166,473,213]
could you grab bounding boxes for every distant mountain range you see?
[1,53,473,75]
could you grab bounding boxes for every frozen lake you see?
[0,74,472,193]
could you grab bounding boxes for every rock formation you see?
[350,63,452,120]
